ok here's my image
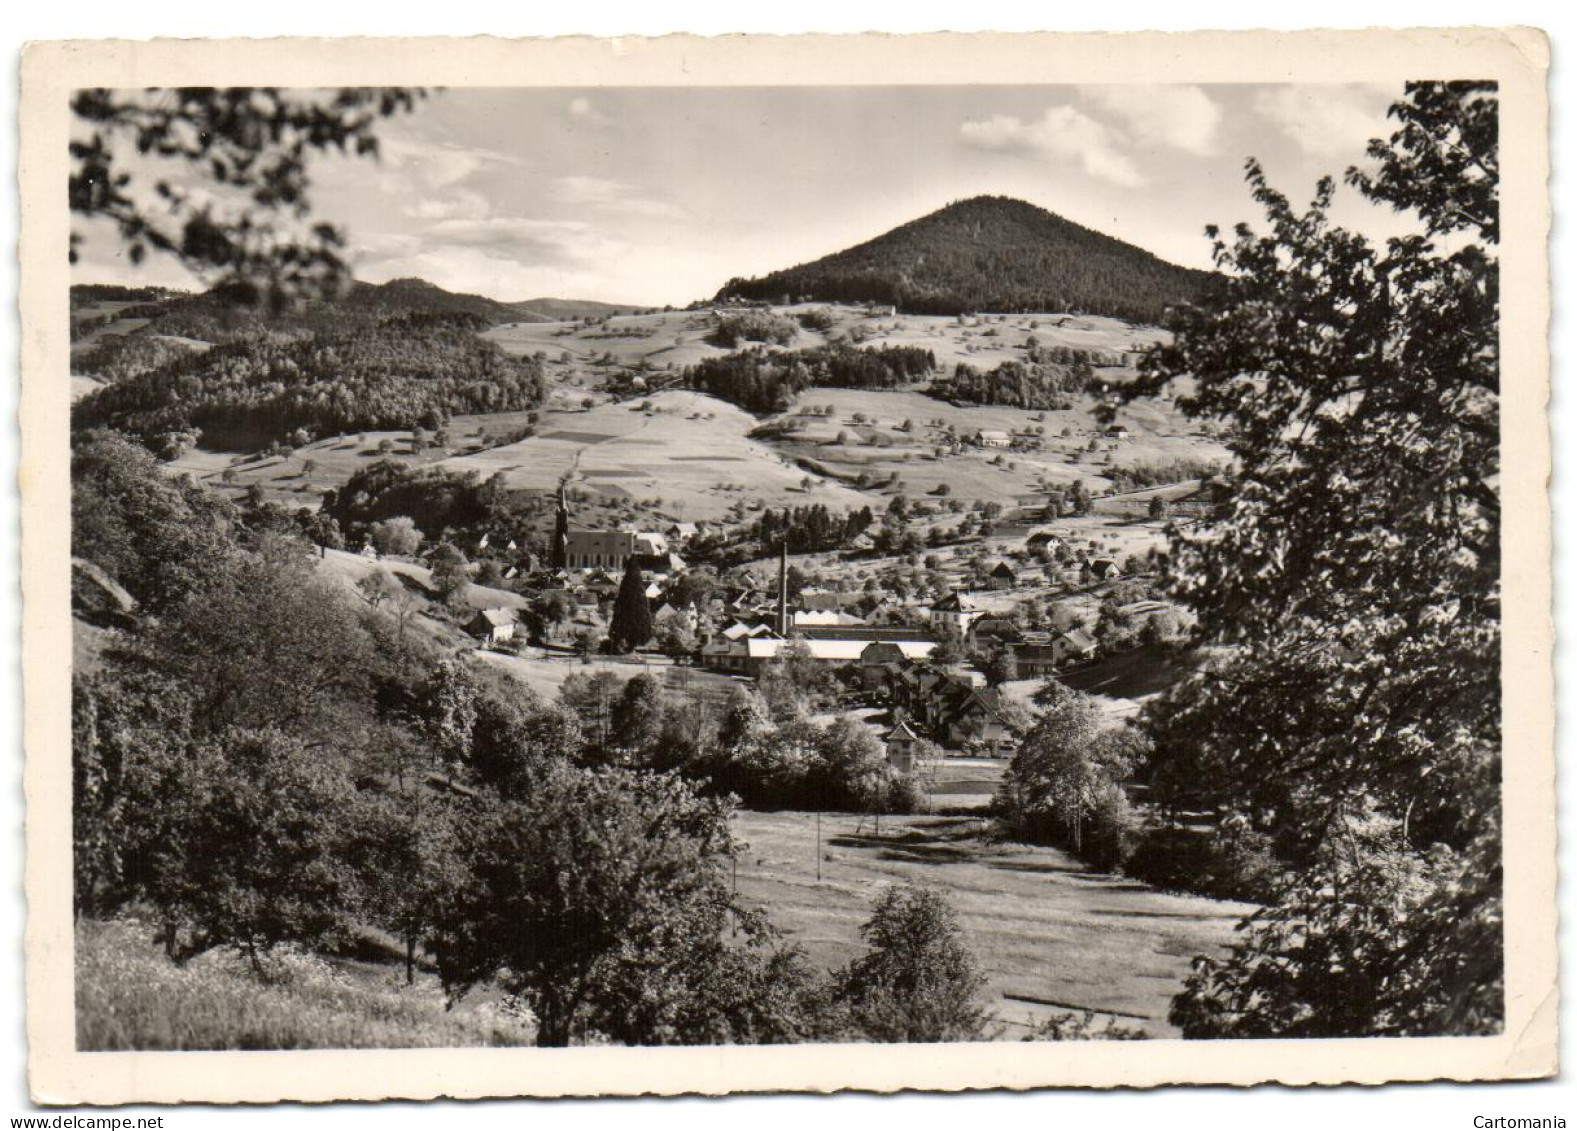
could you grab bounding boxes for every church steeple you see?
[552,477,571,569]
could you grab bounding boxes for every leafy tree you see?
[418,654,480,771]
[1171,810,1501,1037]
[71,429,240,614]
[426,541,472,607]
[350,786,466,985]
[526,589,574,642]
[369,516,423,557]
[655,617,699,661]
[433,765,755,1046]
[996,681,1112,855]
[607,557,655,653]
[833,885,992,1042]
[71,87,422,300]
[146,551,374,739]
[977,644,1018,688]
[356,567,402,610]
[1128,82,1502,1035]
[72,666,195,918]
[467,687,581,799]
[755,637,831,720]
[611,672,668,763]
[142,728,357,970]
[559,670,625,759]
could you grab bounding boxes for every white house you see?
[928,590,983,637]
[467,607,518,646]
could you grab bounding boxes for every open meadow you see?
[732,809,1250,1038]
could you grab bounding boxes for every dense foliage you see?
[752,503,875,555]
[994,681,1143,872]
[73,313,545,449]
[830,885,992,1042]
[717,195,1214,323]
[72,332,209,384]
[686,343,936,414]
[325,461,530,546]
[929,358,1092,411]
[1127,82,1503,1037]
[71,87,422,300]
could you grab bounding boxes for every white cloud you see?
[404,188,491,222]
[549,175,686,220]
[374,134,522,190]
[960,106,1145,188]
[1077,84,1222,156]
[1253,85,1396,158]
[356,215,630,278]
[567,97,610,128]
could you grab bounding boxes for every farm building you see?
[792,609,867,628]
[929,590,983,637]
[467,607,519,646]
[934,684,1013,755]
[1088,558,1121,581]
[1010,629,1097,678]
[699,621,781,671]
[986,562,1017,591]
[652,599,701,635]
[972,429,1011,448]
[966,615,1024,650]
[884,718,922,773]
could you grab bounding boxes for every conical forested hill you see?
[715,195,1214,323]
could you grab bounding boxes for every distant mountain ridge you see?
[69,277,652,332]
[714,195,1215,324]
[348,279,652,324]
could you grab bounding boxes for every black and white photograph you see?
[17,26,1554,1104]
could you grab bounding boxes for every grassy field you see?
[733,809,1250,1037]
[481,304,1165,377]
[476,648,741,702]
[150,300,1225,529]
[438,389,874,522]
[479,303,1224,516]
[77,915,533,1050]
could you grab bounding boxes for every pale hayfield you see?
[437,389,874,522]
[482,303,1165,380]
[168,429,468,510]
[315,547,529,611]
[771,386,1228,508]
[732,808,1250,1037]
[475,649,740,703]
[483,309,775,372]
[843,308,1165,374]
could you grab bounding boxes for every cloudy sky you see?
[73,83,1411,308]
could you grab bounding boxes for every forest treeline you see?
[929,358,1094,411]
[72,313,546,450]
[685,343,936,414]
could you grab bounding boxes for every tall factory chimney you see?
[776,541,790,636]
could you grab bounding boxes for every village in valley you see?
[63,80,1503,1053]
[71,285,1241,1040]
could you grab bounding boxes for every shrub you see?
[832,885,992,1043]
